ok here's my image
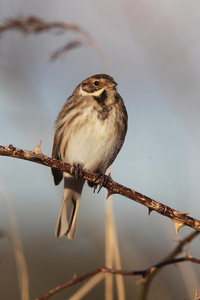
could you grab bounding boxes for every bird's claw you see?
[94,172,109,193]
[71,163,83,179]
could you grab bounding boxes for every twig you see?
[35,269,100,300]
[100,254,200,275]
[67,273,105,300]
[0,143,200,234]
[140,230,199,300]
[36,230,200,300]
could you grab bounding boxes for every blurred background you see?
[1,0,200,299]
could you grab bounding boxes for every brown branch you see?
[140,230,200,299]
[35,269,100,300]
[1,143,200,234]
[0,15,108,69]
[100,254,200,277]
[36,231,200,299]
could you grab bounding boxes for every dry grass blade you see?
[0,16,83,35]
[0,183,29,300]
[51,40,82,60]
[0,228,29,300]
[0,15,108,69]
[112,220,125,300]
[105,195,114,300]
[105,165,125,300]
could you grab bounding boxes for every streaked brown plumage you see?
[52,74,128,239]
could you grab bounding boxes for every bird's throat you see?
[94,89,108,104]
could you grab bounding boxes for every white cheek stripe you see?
[80,86,105,96]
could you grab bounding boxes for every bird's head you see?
[77,74,117,97]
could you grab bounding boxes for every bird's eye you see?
[94,81,99,86]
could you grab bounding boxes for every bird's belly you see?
[66,118,119,173]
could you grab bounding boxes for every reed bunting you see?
[52,74,128,239]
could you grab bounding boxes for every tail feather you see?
[56,173,85,239]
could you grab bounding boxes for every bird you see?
[51,74,128,239]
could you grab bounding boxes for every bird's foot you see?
[71,163,84,179]
[94,172,109,193]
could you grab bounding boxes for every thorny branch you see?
[0,143,200,234]
[140,230,200,299]
[36,231,200,300]
[0,15,108,68]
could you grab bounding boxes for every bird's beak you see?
[108,80,118,88]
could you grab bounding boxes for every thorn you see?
[8,144,15,150]
[194,289,200,300]
[186,251,192,259]
[173,211,189,219]
[148,208,153,215]
[107,172,112,180]
[172,219,185,234]
[93,185,98,193]
[106,189,116,200]
[32,140,42,154]
[149,267,156,274]
[194,288,199,300]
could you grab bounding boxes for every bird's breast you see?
[64,104,123,173]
